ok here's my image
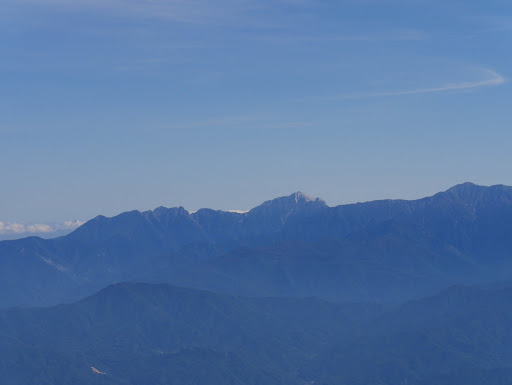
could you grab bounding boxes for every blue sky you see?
[1,0,511,235]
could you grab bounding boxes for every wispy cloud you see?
[26,224,54,233]
[166,114,308,130]
[0,222,28,234]
[465,15,512,38]
[63,220,85,229]
[9,0,277,25]
[0,220,85,238]
[257,29,429,44]
[5,0,427,37]
[334,69,506,100]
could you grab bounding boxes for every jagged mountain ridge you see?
[67,191,328,245]
[60,182,512,248]
[2,183,512,307]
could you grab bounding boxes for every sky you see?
[1,0,512,237]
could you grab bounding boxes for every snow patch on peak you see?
[290,191,327,206]
[293,191,313,202]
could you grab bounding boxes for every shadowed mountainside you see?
[0,282,378,385]
[2,183,512,307]
[3,282,512,384]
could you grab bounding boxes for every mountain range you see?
[2,182,512,308]
[4,182,512,384]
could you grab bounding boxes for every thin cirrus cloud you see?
[335,69,506,100]
[9,0,283,25]
[6,0,415,33]
[259,29,430,44]
[6,0,430,42]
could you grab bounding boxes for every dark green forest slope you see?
[2,282,512,385]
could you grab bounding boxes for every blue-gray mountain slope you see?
[3,281,512,385]
[2,183,512,307]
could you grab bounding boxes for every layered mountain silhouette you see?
[300,281,512,385]
[2,183,512,308]
[0,282,378,385]
[3,281,512,385]
[4,183,512,384]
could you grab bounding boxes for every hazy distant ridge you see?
[2,183,512,307]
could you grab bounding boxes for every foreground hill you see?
[0,283,376,385]
[301,282,512,385]
[2,183,512,307]
[2,282,512,385]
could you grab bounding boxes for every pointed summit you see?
[254,192,326,210]
[292,191,314,203]
[247,192,327,226]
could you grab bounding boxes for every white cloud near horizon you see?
[63,220,85,229]
[26,224,54,233]
[0,222,27,234]
[0,220,85,236]
[336,69,506,100]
